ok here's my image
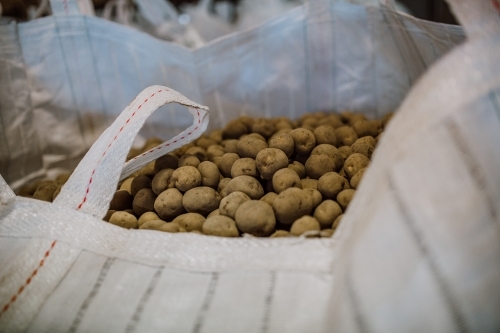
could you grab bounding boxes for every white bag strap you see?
[53,86,209,219]
[446,0,500,40]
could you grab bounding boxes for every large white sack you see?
[2,0,500,332]
[0,0,464,189]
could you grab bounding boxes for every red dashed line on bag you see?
[76,90,162,210]
[0,241,57,318]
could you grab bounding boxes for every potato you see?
[195,136,217,149]
[332,214,343,229]
[352,120,378,138]
[183,187,221,215]
[208,129,222,143]
[313,125,337,146]
[337,189,356,211]
[255,148,289,180]
[133,188,156,216]
[222,139,239,153]
[33,182,58,202]
[207,145,225,160]
[260,192,278,206]
[109,211,138,229]
[354,136,376,147]
[207,209,220,218]
[334,126,358,146]
[320,229,334,237]
[272,188,313,224]
[350,142,374,159]
[172,213,205,232]
[109,190,133,211]
[305,154,336,179]
[55,173,71,184]
[119,177,134,193]
[173,143,194,157]
[324,114,343,128]
[224,176,264,199]
[218,153,240,178]
[138,212,161,227]
[235,200,276,236]
[178,154,201,168]
[139,219,167,230]
[310,144,343,171]
[219,191,251,219]
[170,166,202,192]
[288,161,306,179]
[350,167,367,189]
[245,133,267,142]
[289,128,316,155]
[231,158,259,179]
[185,146,207,162]
[154,154,178,173]
[151,169,174,195]
[136,161,156,178]
[290,216,321,236]
[198,161,220,188]
[318,172,345,199]
[202,215,239,237]
[303,188,322,210]
[103,210,116,222]
[237,136,268,159]
[272,168,302,194]
[154,188,185,220]
[238,116,255,132]
[344,153,370,179]
[159,222,185,233]
[301,178,318,190]
[270,230,291,238]
[268,132,294,157]
[223,119,248,139]
[131,175,152,196]
[217,178,232,197]
[251,118,276,138]
[313,200,342,229]
[337,146,352,161]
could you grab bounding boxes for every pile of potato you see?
[18,111,393,238]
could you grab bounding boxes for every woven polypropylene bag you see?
[2,0,500,332]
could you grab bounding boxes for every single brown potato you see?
[224,176,265,199]
[290,216,321,236]
[289,128,316,155]
[219,191,251,219]
[202,215,240,237]
[314,200,343,229]
[154,188,185,220]
[109,211,138,229]
[318,172,345,200]
[272,188,313,224]
[133,188,156,216]
[255,148,289,180]
[183,187,221,216]
[235,200,276,236]
[272,168,302,194]
[170,166,202,192]
[172,213,205,232]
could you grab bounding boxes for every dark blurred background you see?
[0,0,457,24]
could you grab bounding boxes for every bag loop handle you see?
[53,86,209,219]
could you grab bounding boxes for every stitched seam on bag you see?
[0,240,57,318]
[76,89,203,210]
